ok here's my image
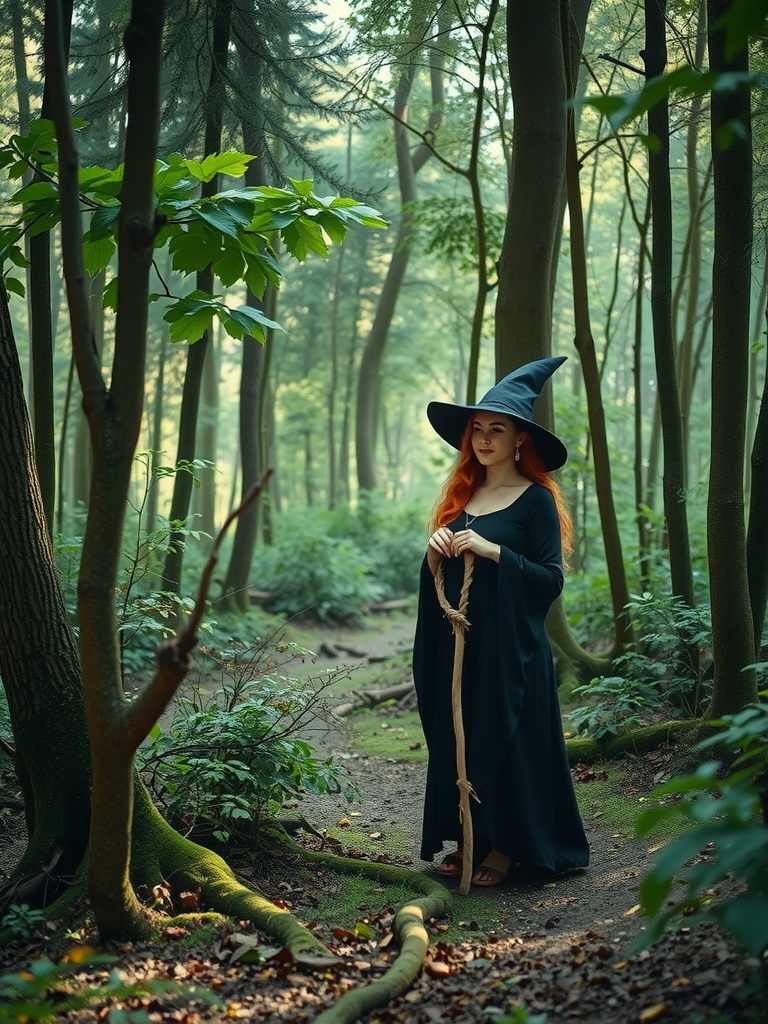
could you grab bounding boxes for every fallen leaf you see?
[426,961,452,978]
[624,904,641,916]
[639,1001,673,1021]
[62,945,101,964]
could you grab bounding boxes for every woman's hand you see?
[426,527,455,574]
[452,528,501,563]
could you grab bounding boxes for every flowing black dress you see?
[412,483,589,873]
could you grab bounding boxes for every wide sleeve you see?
[498,485,563,617]
[494,486,563,709]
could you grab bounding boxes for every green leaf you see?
[714,892,768,955]
[89,204,121,240]
[280,217,328,261]
[638,869,673,916]
[168,226,221,274]
[103,276,119,311]
[164,296,217,344]
[12,180,59,204]
[287,177,315,198]
[213,241,245,287]
[193,203,242,240]
[83,236,116,277]
[2,276,25,298]
[219,304,284,342]
[190,152,254,182]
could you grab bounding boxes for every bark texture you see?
[707,0,757,714]
[0,289,91,890]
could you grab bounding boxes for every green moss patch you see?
[346,710,427,762]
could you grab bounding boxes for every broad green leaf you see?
[287,177,315,198]
[715,892,768,955]
[281,217,328,261]
[88,205,121,240]
[26,209,60,238]
[312,210,348,246]
[226,303,284,338]
[193,203,242,240]
[12,180,59,205]
[83,236,116,276]
[3,276,25,298]
[213,241,245,287]
[168,226,221,274]
[197,151,254,181]
[166,304,216,344]
[638,869,673,916]
[103,276,119,311]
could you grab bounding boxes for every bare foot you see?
[437,846,465,876]
[471,849,516,887]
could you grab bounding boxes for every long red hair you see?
[430,418,573,563]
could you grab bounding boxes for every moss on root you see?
[564,718,705,764]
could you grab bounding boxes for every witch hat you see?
[427,356,568,470]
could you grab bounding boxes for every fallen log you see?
[333,681,415,717]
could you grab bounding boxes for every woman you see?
[413,356,589,886]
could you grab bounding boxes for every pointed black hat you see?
[427,356,568,470]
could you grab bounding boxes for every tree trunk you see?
[195,331,219,541]
[0,288,91,888]
[566,119,633,654]
[161,0,232,596]
[643,0,696,608]
[707,0,757,714]
[498,0,600,685]
[355,5,447,492]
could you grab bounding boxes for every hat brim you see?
[427,401,568,471]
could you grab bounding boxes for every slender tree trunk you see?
[355,6,447,492]
[566,119,633,654]
[676,2,709,473]
[47,0,167,936]
[195,331,219,541]
[29,0,75,535]
[748,314,768,655]
[643,0,696,608]
[707,0,756,714]
[144,337,167,554]
[161,0,232,596]
[634,197,652,590]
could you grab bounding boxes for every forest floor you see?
[0,610,765,1023]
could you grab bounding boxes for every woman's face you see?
[470,412,526,468]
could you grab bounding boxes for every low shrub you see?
[139,642,356,844]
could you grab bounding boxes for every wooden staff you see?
[434,551,480,894]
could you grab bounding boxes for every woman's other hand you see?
[452,528,501,563]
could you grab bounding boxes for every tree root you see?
[292,845,452,1024]
[134,779,452,1016]
[565,718,705,764]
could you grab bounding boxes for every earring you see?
[515,447,520,462]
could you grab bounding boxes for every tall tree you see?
[355,3,448,491]
[643,0,696,609]
[707,0,757,714]
[161,0,233,596]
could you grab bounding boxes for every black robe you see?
[412,483,589,873]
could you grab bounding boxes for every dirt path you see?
[286,615,761,1023]
[0,613,761,1023]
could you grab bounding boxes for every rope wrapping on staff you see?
[434,551,480,895]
